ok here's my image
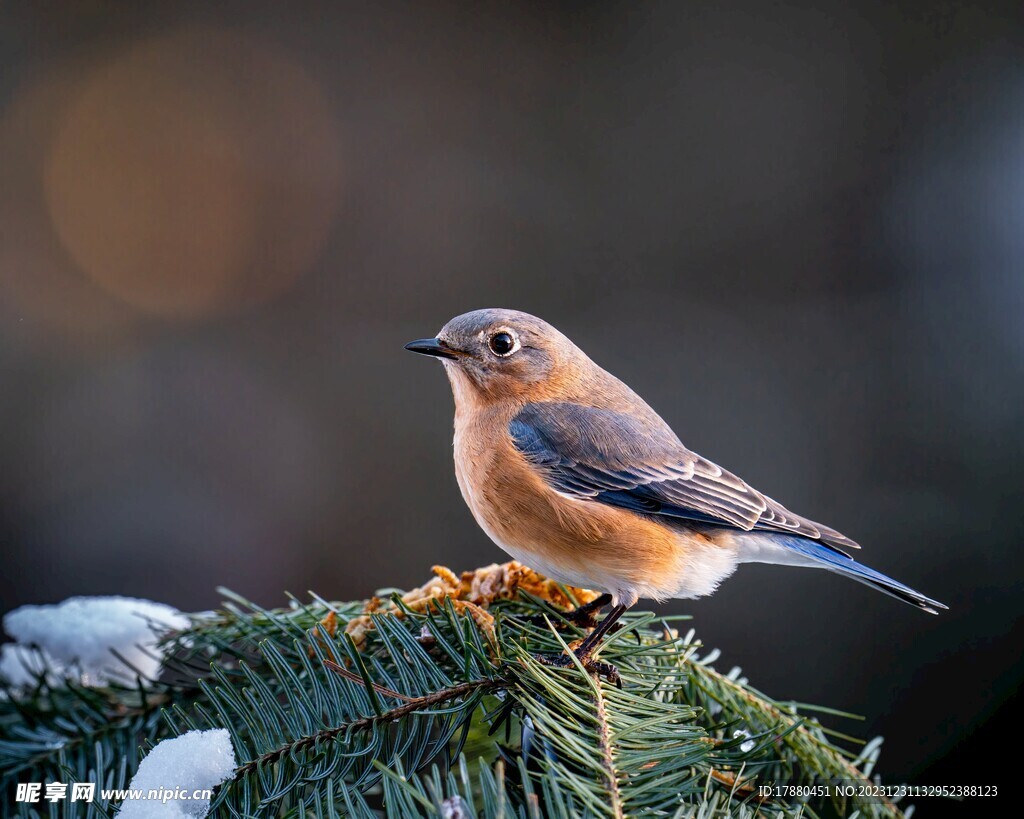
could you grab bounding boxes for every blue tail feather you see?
[776,536,946,614]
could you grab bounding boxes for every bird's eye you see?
[488,331,518,357]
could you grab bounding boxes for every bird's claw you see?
[563,606,603,630]
[520,593,613,631]
[533,650,622,688]
[519,608,600,630]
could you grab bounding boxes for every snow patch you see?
[1,596,189,687]
[117,729,236,819]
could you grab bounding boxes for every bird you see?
[405,308,945,682]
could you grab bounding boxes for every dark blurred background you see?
[0,1,1020,812]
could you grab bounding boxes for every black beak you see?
[404,337,460,359]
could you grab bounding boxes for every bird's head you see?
[405,308,580,404]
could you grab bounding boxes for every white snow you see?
[732,729,755,753]
[117,729,236,819]
[0,596,189,687]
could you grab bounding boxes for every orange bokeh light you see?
[43,27,342,319]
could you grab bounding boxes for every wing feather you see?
[510,401,858,553]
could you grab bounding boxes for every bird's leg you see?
[534,603,629,687]
[570,603,627,663]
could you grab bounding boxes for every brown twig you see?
[592,680,625,819]
[322,659,417,702]
[708,769,764,801]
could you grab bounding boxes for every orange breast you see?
[452,403,688,602]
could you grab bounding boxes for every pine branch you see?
[0,671,183,792]
[233,674,505,782]
[684,652,903,815]
[1,562,918,818]
[675,627,905,817]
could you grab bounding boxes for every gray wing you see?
[509,401,858,554]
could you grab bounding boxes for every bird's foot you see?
[533,647,622,688]
[562,598,607,629]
